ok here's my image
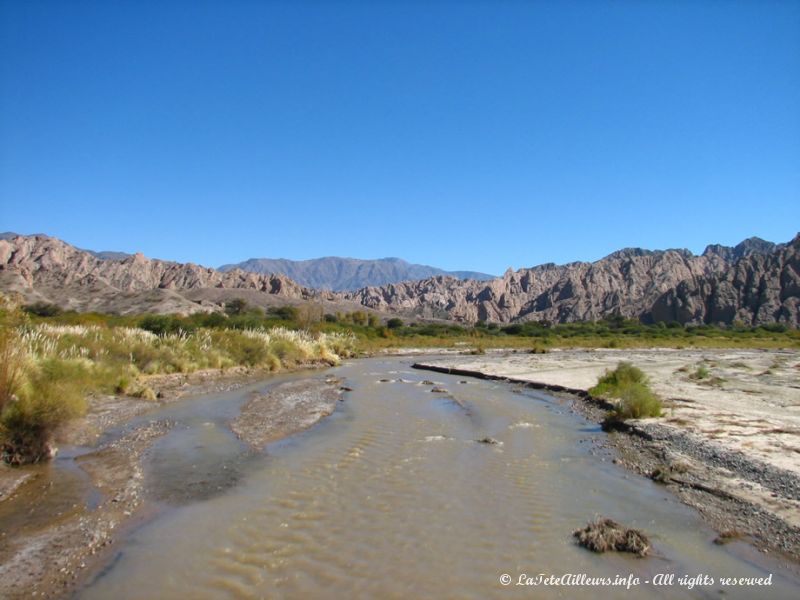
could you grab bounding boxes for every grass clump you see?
[589,362,662,426]
[713,530,745,545]
[573,517,651,557]
[1,358,88,464]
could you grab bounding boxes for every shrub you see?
[613,383,662,420]
[268,305,299,321]
[24,302,63,317]
[225,334,270,366]
[387,318,404,329]
[590,362,647,394]
[1,358,88,464]
[590,362,661,424]
[139,314,183,336]
[225,298,248,316]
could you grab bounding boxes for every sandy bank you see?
[231,377,344,448]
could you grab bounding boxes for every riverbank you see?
[413,347,800,564]
[0,364,343,600]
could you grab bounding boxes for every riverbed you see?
[73,357,798,599]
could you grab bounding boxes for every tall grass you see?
[0,299,357,464]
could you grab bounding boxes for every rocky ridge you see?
[1,233,798,326]
[0,235,318,315]
[343,234,800,326]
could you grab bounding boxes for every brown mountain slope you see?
[0,235,327,315]
[343,235,800,326]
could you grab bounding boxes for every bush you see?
[387,318,404,329]
[612,383,662,420]
[1,358,88,464]
[225,334,270,366]
[268,306,299,321]
[225,298,249,316]
[590,362,662,424]
[590,362,647,393]
[24,302,63,317]
[139,314,183,336]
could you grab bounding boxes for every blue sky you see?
[1,0,798,275]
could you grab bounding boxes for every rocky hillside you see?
[219,256,494,290]
[343,235,800,327]
[1,233,797,326]
[0,232,131,261]
[0,235,337,315]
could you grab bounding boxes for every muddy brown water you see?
[74,357,798,599]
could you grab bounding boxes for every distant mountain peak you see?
[218,256,495,291]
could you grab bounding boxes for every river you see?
[76,357,798,599]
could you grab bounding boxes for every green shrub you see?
[613,383,662,419]
[591,362,662,425]
[139,314,183,336]
[225,298,249,316]
[225,335,269,366]
[1,358,88,464]
[24,302,63,317]
[590,362,647,395]
[268,306,299,321]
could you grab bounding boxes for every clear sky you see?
[1,0,798,275]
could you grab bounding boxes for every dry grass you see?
[713,530,745,545]
[0,298,358,464]
[573,517,651,557]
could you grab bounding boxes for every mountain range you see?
[219,257,494,290]
[1,233,492,290]
[0,232,797,326]
[344,236,799,326]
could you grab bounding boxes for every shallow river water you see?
[77,357,798,599]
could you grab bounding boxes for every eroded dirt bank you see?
[413,348,800,563]
[0,367,342,600]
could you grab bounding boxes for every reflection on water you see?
[79,358,798,599]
